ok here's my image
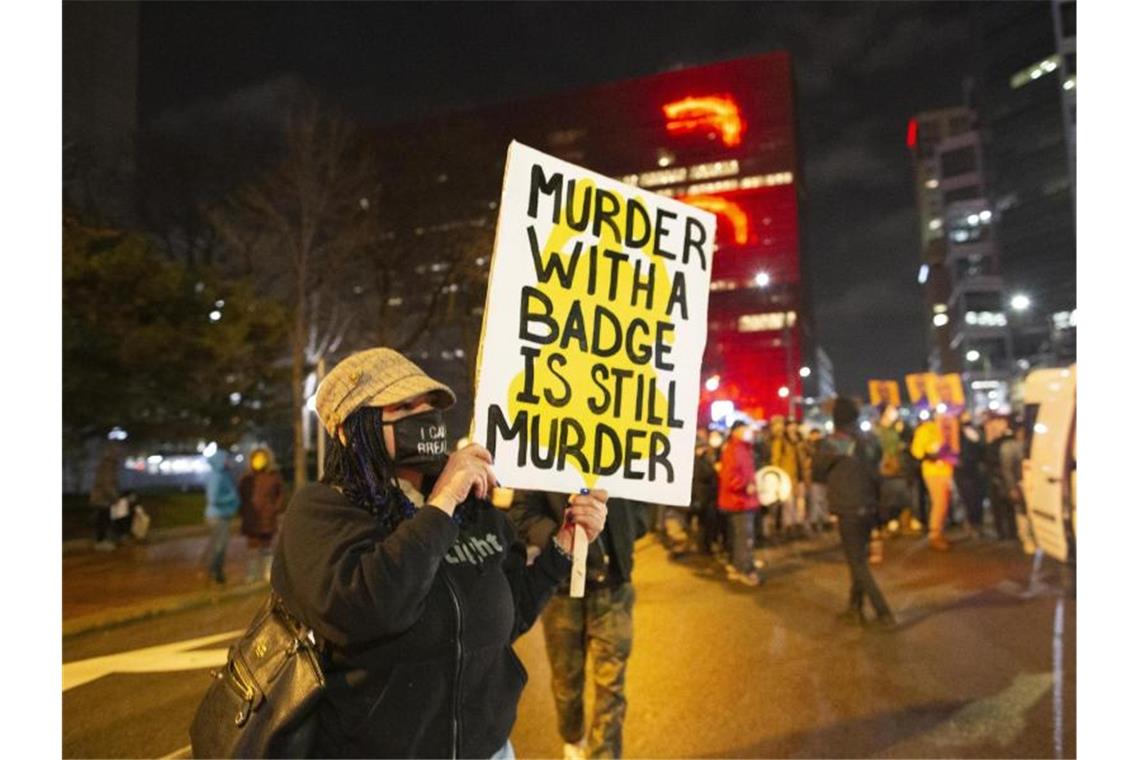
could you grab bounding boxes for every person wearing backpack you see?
[203,448,241,585]
[815,397,897,630]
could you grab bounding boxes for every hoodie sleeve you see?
[273,485,460,648]
[497,509,571,641]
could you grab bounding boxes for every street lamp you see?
[932,313,949,327]
[705,374,720,392]
[799,366,811,378]
[966,349,980,362]
[1011,293,1031,311]
[777,386,790,399]
[754,271,770,288]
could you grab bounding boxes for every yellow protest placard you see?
[905,373,935,405]
[471,142,716,506]
[867,380,901,407]
[925,373,966,408]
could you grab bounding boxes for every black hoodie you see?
[271,483,571,758]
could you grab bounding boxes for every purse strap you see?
[269,592,326,656]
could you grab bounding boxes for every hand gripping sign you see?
[472,141,716,515]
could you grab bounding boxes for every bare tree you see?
[209,96,380,487]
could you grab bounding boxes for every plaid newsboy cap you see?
[315,348,456,435]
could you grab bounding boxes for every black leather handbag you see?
[190,593,325,759]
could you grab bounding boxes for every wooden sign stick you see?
[569,488,589,598]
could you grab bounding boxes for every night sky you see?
[136,1,978,396]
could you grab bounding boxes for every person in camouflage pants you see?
[543,583,635,758]
[510,491,646,759]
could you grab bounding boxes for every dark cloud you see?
[134,1,976,392]
[804,119,899,189]
[151,75,308,136]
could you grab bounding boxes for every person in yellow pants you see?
[910,415,957,551]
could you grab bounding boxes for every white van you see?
[1020,365,1076,562]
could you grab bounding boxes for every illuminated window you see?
[1011,55,1062,89]
[1052,311,1077,330]
[710,279,738,292]
[688,159,739,181]
[964,311,1008,327]
[663,95,745,147]
[738,311,796,332]
[638,167,688,188]
[737,171,794,190]
[685,179,739,195]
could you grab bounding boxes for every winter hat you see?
[315,348,456,436]
[832,396,860,430]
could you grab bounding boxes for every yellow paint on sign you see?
[507,180,677,487]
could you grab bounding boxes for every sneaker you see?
[732,571,763,587]
[563,740,587,760]
[887,519,900,534]
[929,535,951,551]
[909,519,924,533]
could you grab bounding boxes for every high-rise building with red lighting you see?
[372,51,814,426]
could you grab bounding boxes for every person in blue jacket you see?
[203,448,240,584]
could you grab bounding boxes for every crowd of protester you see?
[654,399,1034,591]
[84,345,1039,760]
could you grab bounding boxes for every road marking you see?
[926,671,1054,748]
[159,744,192,759]
[62,629,242,691]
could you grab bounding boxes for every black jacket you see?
[508,492,647,591]
[812,430,882,518]
[691,450,719,511]
[271,483,571,759]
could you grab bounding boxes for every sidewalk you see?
[62,526,268,638]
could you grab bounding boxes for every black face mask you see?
[384,408,450,476]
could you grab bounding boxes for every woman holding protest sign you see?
[270,347,610,759]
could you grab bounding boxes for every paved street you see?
[62,529,1075,759]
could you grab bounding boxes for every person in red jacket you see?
[717,421,764,587]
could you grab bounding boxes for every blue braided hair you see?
[321,405,477,534]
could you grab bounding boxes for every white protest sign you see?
[472,142,715,506]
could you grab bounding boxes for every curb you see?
[62,524,215,557]
[63,580,267,638]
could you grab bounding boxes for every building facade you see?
[972,0,1076,365]
[371,51,813,426]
